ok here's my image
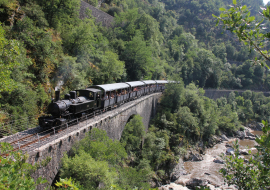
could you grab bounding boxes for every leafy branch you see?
[213,0,270,68]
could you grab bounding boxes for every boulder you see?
[175,178,190,187]
[192,153,203,161]
[238,155,249,163]
[213,159,224,164]
[159,186,169,190]
[245,131,255,137]
[235,131,245,139]
[225,143,232,148]
[256,123,264,131]
[220,134,229,141]
[246,136,256,140]
[162,182,189,190]
[208,136,222,147]
[226,147,234,155]
[164,183,189,190]
[184,151,203,162]
[207,184,222,190]
[186,178,208,188]
[240,149,249,155]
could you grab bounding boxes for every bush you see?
[0,142,47,189]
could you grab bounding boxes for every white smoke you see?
[55,80,64,91]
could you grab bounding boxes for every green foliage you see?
[61,150,117,189]
[213,0,270,67]
[121,31,154,80]
[0,142,47,189]
[62,128,154,189]
[0,24,20,96]
[220,121,270,189]
[121,115,145,154]
[55,177,81,190]
[72,128,127,165]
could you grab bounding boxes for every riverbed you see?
[183,130,263,187]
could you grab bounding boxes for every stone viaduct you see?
[204,89,270,100]
[28,93,161,189]
[79,0,114,27]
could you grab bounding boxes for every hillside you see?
[0,0,268,129]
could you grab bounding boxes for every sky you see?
[264,0,270,5]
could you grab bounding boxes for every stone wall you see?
[29,93,162,189]
[79,0,114,27]
[204,89,270,100]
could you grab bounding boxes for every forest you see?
[0,0,268,124]
[1,0,270,189]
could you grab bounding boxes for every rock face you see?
[208,135,222,147]
[184,151,203,162]
[220,134,229,141]
[170,158,186,182]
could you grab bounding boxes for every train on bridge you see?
[38,80,169,128]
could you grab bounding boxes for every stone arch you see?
[126,114,137,123]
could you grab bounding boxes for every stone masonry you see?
[79,0,114,27]
[29,92,162,189]
[204,89,270,100]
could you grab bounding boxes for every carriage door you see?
[97,92,100,107]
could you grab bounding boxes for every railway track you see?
[1,107,108,155]
[0,93,154,155]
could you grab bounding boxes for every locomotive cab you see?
[68,89,101,114]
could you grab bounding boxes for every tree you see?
[120,115,145,154]
[61,150,117,189]
[213,0,270,67]
[0,25,20,96]
[220,120,270,189]
[0,142,47,189]
[55,177,82,190]
[72,128,127,166]
[121,32,154,80]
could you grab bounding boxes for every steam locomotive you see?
[38,80,168,128]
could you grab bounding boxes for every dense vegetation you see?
[0,0,268,130]
[59,80,270,189]
[1,0,270,188]
[221,121,270,189]
[0,142,47,189]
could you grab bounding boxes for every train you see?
[38,80,169,129]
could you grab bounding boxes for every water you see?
[183,131,263,186]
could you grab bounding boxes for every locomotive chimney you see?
[70,91,76,99]
[55,90,60,101]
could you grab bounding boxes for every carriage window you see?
[77,91,80,97]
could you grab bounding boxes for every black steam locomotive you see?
[38,80,168,128]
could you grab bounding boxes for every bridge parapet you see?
[204,89,270,100]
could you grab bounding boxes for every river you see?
[183,130,263,187]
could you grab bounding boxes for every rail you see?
[0,91,163,155]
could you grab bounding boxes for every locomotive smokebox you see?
[55,90,60,101]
